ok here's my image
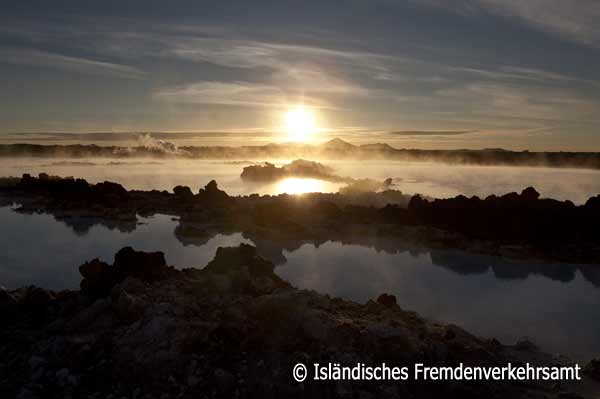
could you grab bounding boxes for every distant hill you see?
[321,138,356,150]
[1,139,600,170]
[360,143,395,151]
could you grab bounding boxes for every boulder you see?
[521,187,540,202]
[113,291,145,323]
[92,181,127,196]
[376,293,397,308]
[197,180,232,208]
[113,246,173,283]
[80,247,173,299]
[203,244,289,294]
[80,259,117,299]
[173,185,194,200]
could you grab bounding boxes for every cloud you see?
[436,81,600,126]
[0,47,146,79]
[477,0,600,45]
[164,37,392,74]
[154,37,377,107]
[154,81,284,107]
[408,0,600,46]
[452,65,600,87]
[389,130,476,136]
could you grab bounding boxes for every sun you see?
[284,106,317,142]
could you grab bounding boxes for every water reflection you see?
[1,205,599,359]
[277,242,600,360]
[0,207,250,290]
[4,158,600,202]
[276,177,331,195]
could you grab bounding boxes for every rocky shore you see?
[1,173,599,264]
[2,244,598,398]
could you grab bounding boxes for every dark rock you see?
[376,293,397,308]
[173,185,194,200]
[0,286,17,306]
[444,327,456,340]
[79,259,117,299]
[80,247,173,299]
[1,245,584,399]
[21,286,53,309]
[515,337,538,352]
[92,181,127,196]
[241,162,286,182]
[583,358,600,381]
[203,244,289,294]
[112,291,145,323]
[197,180,232,208]
[113,246,170,282]
[214,368,235,393]
[521,187,540,201]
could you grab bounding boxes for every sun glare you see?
[284,106,317,142]
[276,177,325,195]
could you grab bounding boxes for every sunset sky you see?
[1,0,600,150]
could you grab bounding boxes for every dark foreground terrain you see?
[2,245,599,399]
[1,173,599,264]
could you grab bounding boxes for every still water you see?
[1,206,599,360]
[2,158,600,203]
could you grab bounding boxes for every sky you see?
[1,0,600,150]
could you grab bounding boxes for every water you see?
[2,158,600,202]
[0,207,251,290]
[0,205,599,360]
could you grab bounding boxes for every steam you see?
[136,134,190,156]
[113,134,190,156]
[241,159,396,193]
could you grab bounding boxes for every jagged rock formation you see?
[1,245,594,398]
[241,159,345,182]
[1,174,599,263]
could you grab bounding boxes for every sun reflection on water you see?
[275,178,327,195]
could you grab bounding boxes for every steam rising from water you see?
[1,158,600,203]
[113,133,191,156]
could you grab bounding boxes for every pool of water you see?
[2,158,600,202]
[1,205,599,360]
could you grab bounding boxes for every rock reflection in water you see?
[0,207,250,290]
[2,205,600,359]
[276,242,600,360]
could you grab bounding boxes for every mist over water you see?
[3,153,600,362]
[2,158,600,202]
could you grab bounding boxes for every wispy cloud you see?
[390,130,476,136]
[154,81,286,107]
[154,37,377,106]
[0,47,146,79]
[436,82,600,124]
[164,37,393,73]
[477,0,600,45]
[451,65,600,88]
[409,0,600,46]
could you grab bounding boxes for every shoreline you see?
[2,244,599,398]
[1,173,599,265]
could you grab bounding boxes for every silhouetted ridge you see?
[2,142,600,169]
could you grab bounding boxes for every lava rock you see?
[376,293,397,308]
